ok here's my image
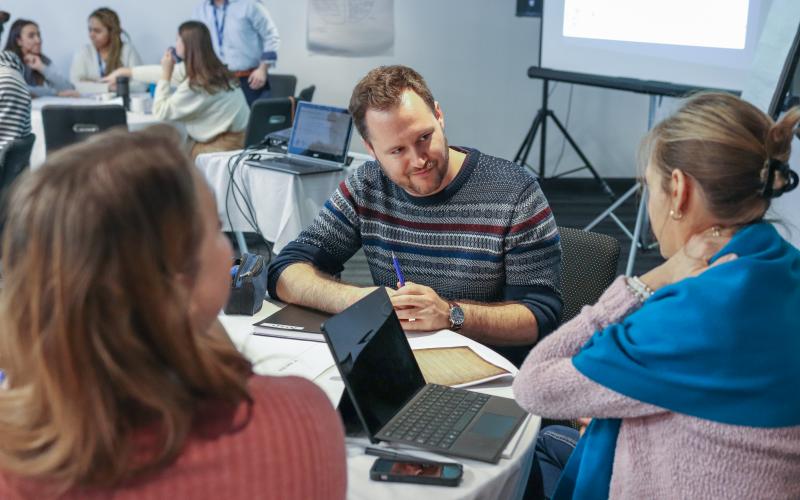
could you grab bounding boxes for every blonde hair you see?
[89,8,124,73]
[0,126,251,491]
[641,92,800,225]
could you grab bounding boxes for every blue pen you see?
[391,251,405,287]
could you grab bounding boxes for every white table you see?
[219,302,540,500]
[29,96,170,169]
[195,150,368,254]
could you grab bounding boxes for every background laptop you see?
[321,288,527,464]
[41,104,127,154]
[248,101,354,175]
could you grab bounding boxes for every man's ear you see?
[434,101,444,129]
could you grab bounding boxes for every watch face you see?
[449,304,464,328]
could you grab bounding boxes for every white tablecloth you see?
[195,150,366,254]
[219,303,540,500]
[29,96,169,169]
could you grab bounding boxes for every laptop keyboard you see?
[381,384,491,450]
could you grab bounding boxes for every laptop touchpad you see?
[470,413,517,439]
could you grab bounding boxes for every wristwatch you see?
[448,302,465,331]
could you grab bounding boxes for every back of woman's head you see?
[90,7,124,73]
[0,125,250,490]
[178,21,235,94]
[642,92,799,225]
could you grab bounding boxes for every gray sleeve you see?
[41,64,75,92]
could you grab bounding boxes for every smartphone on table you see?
[369,458,463,487]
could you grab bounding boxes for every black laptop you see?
[247,101,354,175]
[321,288,527,464]
[41,104,127,154]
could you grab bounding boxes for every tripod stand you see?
[514,78,617,200]
[584,94,662,275]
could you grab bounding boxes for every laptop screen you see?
[288,102,353,164]
[321,288,426,438]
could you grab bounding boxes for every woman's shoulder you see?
[248,375,336,418]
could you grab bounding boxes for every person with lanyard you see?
[192,0,280,106]
[70,8,143,91]
[513,92,800,499]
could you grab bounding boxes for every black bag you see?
[224,253,268,316]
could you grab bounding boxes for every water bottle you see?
[116,75,130,111]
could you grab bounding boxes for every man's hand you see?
[248,63,268,90]
[390,281,451,332]
[23,54,45,72]
[57,89,81,98]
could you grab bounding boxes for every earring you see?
[669,209,683,220]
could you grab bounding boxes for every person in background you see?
[191,0,280,106]
[0,11,31,157]
[0,51,31,157]
[70,7,142,89]
[3,19,78,98]
[513,93,800,499]
[268,65,563,367]
[104,21,249,160]
[0,125,347,499]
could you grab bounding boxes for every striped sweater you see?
[268,147,563,361]
[0,52,31,156]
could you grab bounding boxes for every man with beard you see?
[267,65,562,365]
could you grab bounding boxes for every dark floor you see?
[236,176,665,285]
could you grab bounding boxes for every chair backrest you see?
[0,133,36,232]
[41,105,127,155]
[268,74,297,99]
[297,85,316,103]
[558,226,621,323]
[244,97,294,147]
[0,133,35,188]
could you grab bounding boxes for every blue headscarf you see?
[554,222,800,499]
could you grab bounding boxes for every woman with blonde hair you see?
[514,93,800,499]
[0,126,346,499]
[104,21,249,159]
[70,7,142,86]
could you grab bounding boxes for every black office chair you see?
[267,74,297,99]
[41,105,127,155]
[244,97,294,148]
[536,227,621,432]
[0,133,35,232]
[558,226,621,323]
[297,85,316,102]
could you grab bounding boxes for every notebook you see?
[246,101,354,175]
[252,304,332,342]
[321,288,527,464]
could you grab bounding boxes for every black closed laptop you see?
[41,104,127,154]
[321,288,527,464]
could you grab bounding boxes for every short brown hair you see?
[349,65,436,141]
[0,125,251,491]
[640,92,800,225]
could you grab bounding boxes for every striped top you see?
[0,52,31,155]
[268,148,563,359]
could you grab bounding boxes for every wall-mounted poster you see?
[308,0,394,57]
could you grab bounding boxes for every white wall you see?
[3,0,650,175]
